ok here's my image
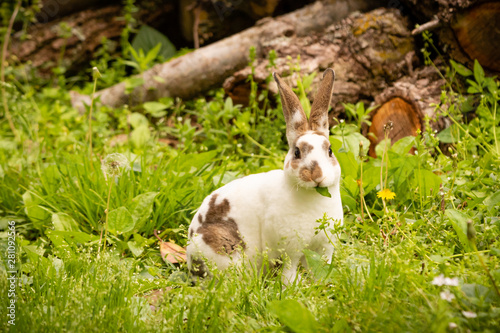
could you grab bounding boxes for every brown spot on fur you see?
[299,161,322,183]
[299,142,313,156]
[311,161,322,180]
[312,130,328,137]
[196,194,245,254]
[322,140,338,166]
[300,168,311,182]
[189,228,194,238]
[285,161,290,169]
[309,69,334,132]
[289,140,314,170]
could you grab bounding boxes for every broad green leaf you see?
[129,112,149,129]
[131,125,151,148]
[437,125,461,143]
[128,239,145,257]
[450,60,472,77]
[330,138,359,180]
[342,175,359,197]
[332,128,369,159]
[52,213,80,232]
[130,192,158,231]
[108,207,135,234]
[412,169,442,198]
[445,209,472,252]
[375,138,391,158]
[391,136,416,155]
[303,249,331,280]
[269,299,319,333]
[51,231,98,245]
[23,191,50,230]
[45,230,74,258]
[473,59,485,85]
[462,283,498,305]
[143,101,169,117]
[361,164,381,195]
[315,187,331,198]
[484,191,500,212]
[179,151,217,172]
[132,25,176,60]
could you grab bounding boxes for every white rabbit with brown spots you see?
[187,69,343,284]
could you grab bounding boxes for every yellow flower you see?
[377,188,396,200]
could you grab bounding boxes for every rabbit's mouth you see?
[315,177,327,187]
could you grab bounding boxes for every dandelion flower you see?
[462,311,477,318]
[377,188,396,200]
[101,153,130,180]
[440,290,455,302]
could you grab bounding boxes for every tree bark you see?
[35,0,116,23]
[403,0,500,73]
[224,7,416,119]
[222,7,449,157]
[9,1,176,77]
[70,0,386,110]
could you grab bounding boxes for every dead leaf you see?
[160,241,187,264]
[154,229,186,264]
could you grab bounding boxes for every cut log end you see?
[452,2,500,73]
[367,97,422,157]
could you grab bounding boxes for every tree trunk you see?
[70,0,386,111]
[404,0,500,73]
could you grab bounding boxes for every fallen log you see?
[70,0,385,110]
[179,0,313,47]
[222,7,448,156]
[224,7,416,120]
[9,1,176,77]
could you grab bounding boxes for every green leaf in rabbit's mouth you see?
[315,187,331,198]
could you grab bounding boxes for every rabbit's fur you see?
[187,69,343,284]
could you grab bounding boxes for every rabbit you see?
[186,68,343,284]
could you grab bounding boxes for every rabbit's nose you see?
[315,177,326,187]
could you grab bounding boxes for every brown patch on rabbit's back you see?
[196,194,246,254]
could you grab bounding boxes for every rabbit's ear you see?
[274,72,308,145]
[309,69,335,137]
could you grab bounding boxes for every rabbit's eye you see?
[294,147,301,159]
[328,146,333,157]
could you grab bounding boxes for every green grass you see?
[0,28,500,331]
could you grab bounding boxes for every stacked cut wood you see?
[223,7,447,157]
[12,0,497,155]
[9,0,177,77]
[402,0,500,73]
